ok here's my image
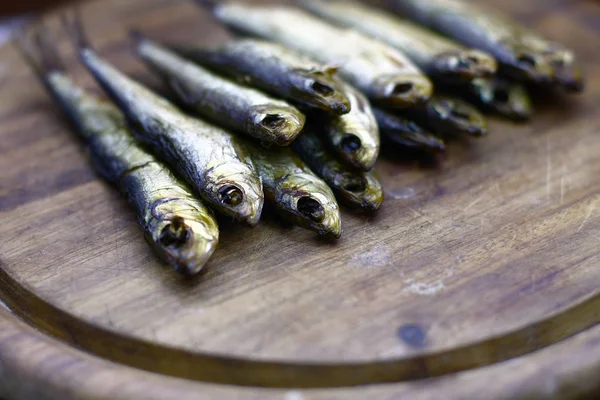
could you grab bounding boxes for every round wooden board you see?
[1,0,600,398]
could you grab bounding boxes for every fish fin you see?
[191,0,220,11]
[12,19,66,78]
[61,9,92,52]
[12,24,44,77]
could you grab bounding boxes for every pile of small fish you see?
[15,0,583,276]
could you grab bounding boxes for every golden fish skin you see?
[171,39,351,116]
[315,82,380,172]
[134,34,306,146]
[301,0,496,84]
[401,96,488,137]
[244,140,342,238]
[206,2,433,108]
[292,130,383,212]
[63,14,264,226]
[373,108,446,153]
[467,77,532,121]
[17,26,219,275]
[379,0,584,91]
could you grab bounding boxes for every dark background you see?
[0,0,72,16]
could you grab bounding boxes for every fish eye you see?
[297,196,325,222]
[390,82,414,95]
[340,174,367,193]
[311,80,335,96]
[457,55,479,69]
[159,216,190,248]
[518,54,537,67]
[341,133,362,153]
[493,89,510,103]
[261,114,286,129]
[218,185,244,206]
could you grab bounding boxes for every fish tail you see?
[61,10,132,116]
[192,0,220,11]
[61,9,92,54]
[13,20,66,79]
[129,30,153,56]
[130,30,148,45]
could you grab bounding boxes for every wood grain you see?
[1,0,600,398]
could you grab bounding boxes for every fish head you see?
[276,173,342,238]
[329,118,380,171]
[146,209,219,276]
[291,70,351,115]
[546,47,584,92]
[370,73,433,108]
[433,49,497,82]
[333,171,384,212]
[329,85,381,171]
[498,40,555,85]
[384,118,446,152]
[512,37,583,91]
[248,104,306,145]
[472,78,532,121]
[204,161,264,226]
[427,97,487,137]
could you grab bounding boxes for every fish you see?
[291,130,384,212]
[15,23,219,275]
[464,77,532,121]
[300,0,497,84]
[133,33,306,146]
[314,82,380,172]
[199,1,433,108]
[170,39,351,116]
[401,96,488,137]
[373,108,446,152]
[378,0,584,91]
[62,12,264,226]
[243,140,342,238]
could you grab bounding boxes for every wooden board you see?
[1,0,600,398]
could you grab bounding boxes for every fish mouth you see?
[297,196,326,223]
[337,133,379,171]
[428,97,488,137]
[360,174,385,212]
[434,50,497,82]
[155,217,219,276]
[284,187,341,238]
[335,173,384,212]
[311,81,352,115]
[372,74,433,108]
[321,221,342,239]
[298,74,351,115]
[399,129,446,152]
[550,53,584,92]
[298,196,342,239]
[336,173,368,194]
[214,181,264,226]
[251,105,306,145]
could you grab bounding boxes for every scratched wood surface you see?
[0,0,600,398]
